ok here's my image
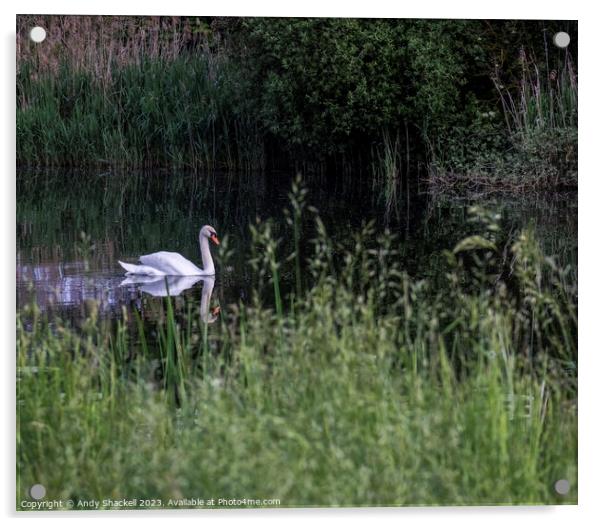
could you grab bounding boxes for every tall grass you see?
[372,130,402,213]
[17,57,264,170]
[17,16,212,82]
[427,46,577,191]
[371,127,412,218]
[492,49,578,187]
[495,49,577,137]
[17,16,265,170]
[17,196,577,508]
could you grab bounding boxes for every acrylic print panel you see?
[16,15,577,510]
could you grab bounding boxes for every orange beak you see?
[210,234,220,245]
[211,305,221,316]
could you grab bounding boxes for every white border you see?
[3,1,599,525]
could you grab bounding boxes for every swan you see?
[118,225,220,276]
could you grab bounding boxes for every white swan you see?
[118,225,220,276]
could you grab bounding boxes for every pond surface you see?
[16,169,577,326]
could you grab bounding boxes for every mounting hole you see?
[29,26,47,43]
[29,483,46,500]
[554,479,570,495]
[553,32,570,48]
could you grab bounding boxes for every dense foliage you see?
[16,16,577,186]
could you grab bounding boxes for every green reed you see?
[17,55,264,170]
[491,50,578,187]
[371,130,402,215]
[17,197,577,509]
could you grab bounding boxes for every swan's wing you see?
[118,260,166,276]
[139,251,203,276]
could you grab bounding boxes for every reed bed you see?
[493,49,578,186]
[17,16,265,170]
[17,16,211,82]
[427,48,577,191]
[17,57,264,170]
[17,192,577,508]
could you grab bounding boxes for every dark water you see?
[16,169,577,325]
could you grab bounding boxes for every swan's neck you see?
[199,234,215,275]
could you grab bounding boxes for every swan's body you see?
[119,225,219,276]
[120,252,204,276]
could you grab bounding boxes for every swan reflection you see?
[120,275,203,296]
[120,275,220,323]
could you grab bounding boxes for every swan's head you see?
[201,225,220,246]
